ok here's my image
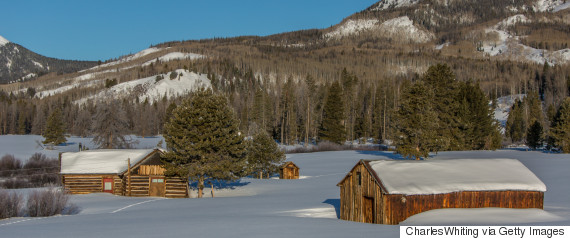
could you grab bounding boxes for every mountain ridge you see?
[0,35,98,84]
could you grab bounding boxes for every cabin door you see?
[103,178,114,194]
[363,196,375,223]
[149,177,165,197]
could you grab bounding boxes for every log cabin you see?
[279,161,299,179]
[337,158,546,225]
[60,148,188,198]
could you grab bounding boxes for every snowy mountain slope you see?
[1,147,569,237]
[0,35,9,46]
[0,35,97,84]
[370,0,420,11]
[324,16,433,43]
[75,69,211,104]
[141,52,204,67]
[324,19,379,39]
[534,0,569,12]
[469,14,570,65]
[378,16,434,43]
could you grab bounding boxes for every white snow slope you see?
[77,69,211,104]
[1,137,570,237]
[324,19,379,39]
[481,15,570,65]
[371,0,420,10]
[325,16,433,43]
[0,35,10,46]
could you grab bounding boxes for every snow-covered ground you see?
[1,133,569,237]
[0,135,163,161]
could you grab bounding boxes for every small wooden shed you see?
[279,161,300,179]
[60,149,188,198]
[337,159,546,225]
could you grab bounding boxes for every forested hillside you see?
[0,0,569,153]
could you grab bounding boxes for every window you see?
[104,182,112,190]
[356,172,361,186]
[151,178,164,183]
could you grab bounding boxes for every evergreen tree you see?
[42,108,67,146]
[395,81,439,160]
[422,64,462,150]
[525,91,544,126]
[550,97,570,153]
[162,89,247,198]
[526,121,543,150]
[457,81,501,150]
[506,100,526,143]
[320,81,346,145]
[91,101,132,149]
[247,130,285,179]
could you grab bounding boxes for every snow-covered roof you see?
[366,159,546,195]
[60,149,159,174]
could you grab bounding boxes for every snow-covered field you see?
[0,135,163,161]
[1,136,569,237]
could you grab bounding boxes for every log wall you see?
[62,175,122,195]
[165,177,189,198]
[129,175,151,197]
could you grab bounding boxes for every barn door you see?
[103,178,114,194]
[363,196,375,223]
[149,177,165,197]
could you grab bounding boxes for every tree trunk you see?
[198,176,204,198]
[210,182,214,198]
[305,99,310,147]
[258,171,263,179]
[186,178,191,198]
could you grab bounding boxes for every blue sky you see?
[1,0,378,61]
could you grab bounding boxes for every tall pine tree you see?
[395,81,439,160]
[422,64,462,150]
[91,101,132,149]
[162,89,247,198]
[246,130,285,179]
[320,81,346,145]
[457,80,501,150]
[42,108,67,146]
[550,97,570,153]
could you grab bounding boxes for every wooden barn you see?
[60,149,188,198]
[337,159,546,225]
[279,161,299,179]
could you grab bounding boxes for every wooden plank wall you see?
[383,190,544,225]
[138,165,166,176]
[339,163,383,223]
